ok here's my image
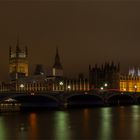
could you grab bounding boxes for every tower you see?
[52,47,63,77]
[34,64,45,75]
[9,40,29,80]
[89,62,120,90]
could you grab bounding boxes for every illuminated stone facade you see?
[120,75,140,92]
[9,40,28,80]
[0,44,89,92]
[0,77,90,92]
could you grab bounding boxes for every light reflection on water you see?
[29,113,38,140]
[0,117,6,140]
[54,111,71,140]
[131,105,140,139]
[99,107,112,140]
[0,106,140,139]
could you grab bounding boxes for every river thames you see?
[0,105,140,140]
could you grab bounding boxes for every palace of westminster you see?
[0,40,139,93]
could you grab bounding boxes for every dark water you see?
[0,105,140,140]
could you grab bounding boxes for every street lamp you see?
[20,84,24,88]
[19,84,24,91]
[134,85,137,93]
[59,81,64,86]
[123,88,126,91]
[67,85,71,90]
[104,83,108,87]
[59,81,64,91]
[100,87,104,91]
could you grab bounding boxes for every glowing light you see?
[20,84,24,88]
[123,88,126,91]
[100,87,104,90]
[134,85,137,89]
[67,85,71,89]
[104,83,108,87]
[59,81,64,86]
[31,92,35,96]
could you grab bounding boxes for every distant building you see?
[9,39,28,81]
[7,77,90,92]
[0,43,90,92]
[120,67,140,92]
[34,64,45,76]
[128,67,140,77]
[89,62,120,90]
[52,48,63,77]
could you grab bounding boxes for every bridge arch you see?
[136,95,140,104]
[66,94,104,107]
[107,94,135,105]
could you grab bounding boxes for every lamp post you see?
[67,85,71,91]
[134,85,137,94]
[100,87,104,91]
[59,81,64,86]
[104,83,108,91]
[59,81,64,91]
[19,84,25,92]
[104,83,108,88]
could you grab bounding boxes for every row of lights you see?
[59,81,71,89]
[100,83,108,90]
[20,82,108,91]
[19,82,72,90]
[123,85,137,91]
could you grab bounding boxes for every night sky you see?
[0,0,140,80]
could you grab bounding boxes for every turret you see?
[9,45,12,58]
[52,47,63,77]
[9,40,29,81]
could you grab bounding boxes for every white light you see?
[134,85,137,89]
[104,83,108,87]
[100,87,104,90]
[59,81,64,86]
[68,85,71,89]
[20,84,24,88]
[31,92,35,96]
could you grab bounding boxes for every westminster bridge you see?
[0,90,140,108]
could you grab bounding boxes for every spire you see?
[9,45,12,58]
[16,36,21,53]
[16,36,19,49]
[53,47,63,69]
[117,62,120,72]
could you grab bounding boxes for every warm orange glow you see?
[29,113,38,140]
[120,76,140,92]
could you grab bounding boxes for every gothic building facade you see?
[2,42,89,92]
[9,40,28,81]
[120,67,140,92]
[89,62,120,90]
